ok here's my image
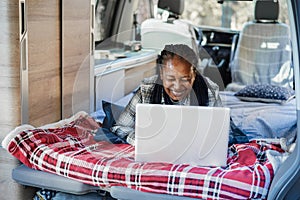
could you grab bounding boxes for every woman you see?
[111,44,223,145]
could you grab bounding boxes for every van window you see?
[95,0,118,42]
[95,0,153,43]
[182,0,289,31]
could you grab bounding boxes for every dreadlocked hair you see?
[151,44,209,106]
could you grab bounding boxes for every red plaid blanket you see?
[6,113,284,200]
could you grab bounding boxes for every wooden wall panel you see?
[0,1,92,199]
[62,0,92,118]
[0,2,38,199]
[0,0,21,142]
[27,0,61,126]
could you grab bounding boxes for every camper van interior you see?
[1,0,300,199]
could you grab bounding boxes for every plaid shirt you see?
[111,75,223,145]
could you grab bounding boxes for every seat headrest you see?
[255,0,279,22]
[158,0,185,16]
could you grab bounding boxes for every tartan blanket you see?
[3,112,285,200]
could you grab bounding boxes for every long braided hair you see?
[150,44,209,106]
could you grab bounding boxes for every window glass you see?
[95,0,153,43]
[95,0,117,42]
[182,0,289,31]
[136,0,153,25]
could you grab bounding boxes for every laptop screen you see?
[135,104,230,166]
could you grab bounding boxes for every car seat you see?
[140,0,199,55]
[226,0,293,91]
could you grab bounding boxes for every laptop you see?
[134,104,230,166]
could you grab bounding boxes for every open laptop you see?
[135,104,230,166]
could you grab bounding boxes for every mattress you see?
[12,164,102,195]
[3,111,289,199]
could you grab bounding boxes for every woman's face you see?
[160,56,196,101]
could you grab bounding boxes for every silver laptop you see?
[135,104,230,166]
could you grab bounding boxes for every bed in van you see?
[1,0,300,199]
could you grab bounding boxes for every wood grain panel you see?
[27,0,61,126]
[62,0,92,118]
[0,0,21,142]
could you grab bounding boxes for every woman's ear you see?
[191,67,196,82]
[159,67,163,80]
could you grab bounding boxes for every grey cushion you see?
[12,164,101,195]
[110,186,198,200]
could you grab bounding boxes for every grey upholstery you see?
[228,0,293,91]
[12,164,103,195]
[141,0,199,56]
[110,186,199,200]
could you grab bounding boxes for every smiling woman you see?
[160,56,196,102]
[158,45,197,102]
[110,44,222,145]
